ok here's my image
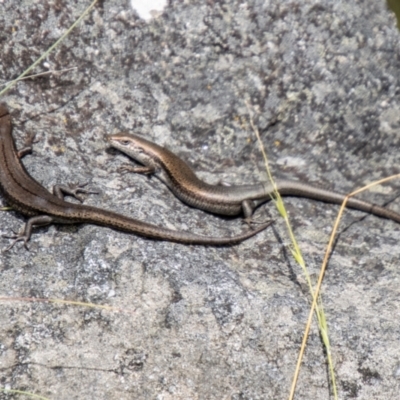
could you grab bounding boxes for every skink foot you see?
[243,217,272,229]
[53,181,98,202]
[3,232,30,251]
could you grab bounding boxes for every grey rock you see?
[0,0,399,399]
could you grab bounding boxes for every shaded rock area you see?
[1,0,400,398]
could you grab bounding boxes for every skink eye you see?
[121,140,130,146]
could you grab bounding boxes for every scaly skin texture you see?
[0,104,272,250]
[108,132,400,223]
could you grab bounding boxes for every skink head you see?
[108,133,192,180]
[107,132,161,168]
[107,133,149,154]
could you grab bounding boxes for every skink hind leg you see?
[242,200,271,228]
[53,182,98,202]
[3,215,53,251]
[242,200,258,226]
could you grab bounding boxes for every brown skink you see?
[0,105,271,250]
[107,132,400,223]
